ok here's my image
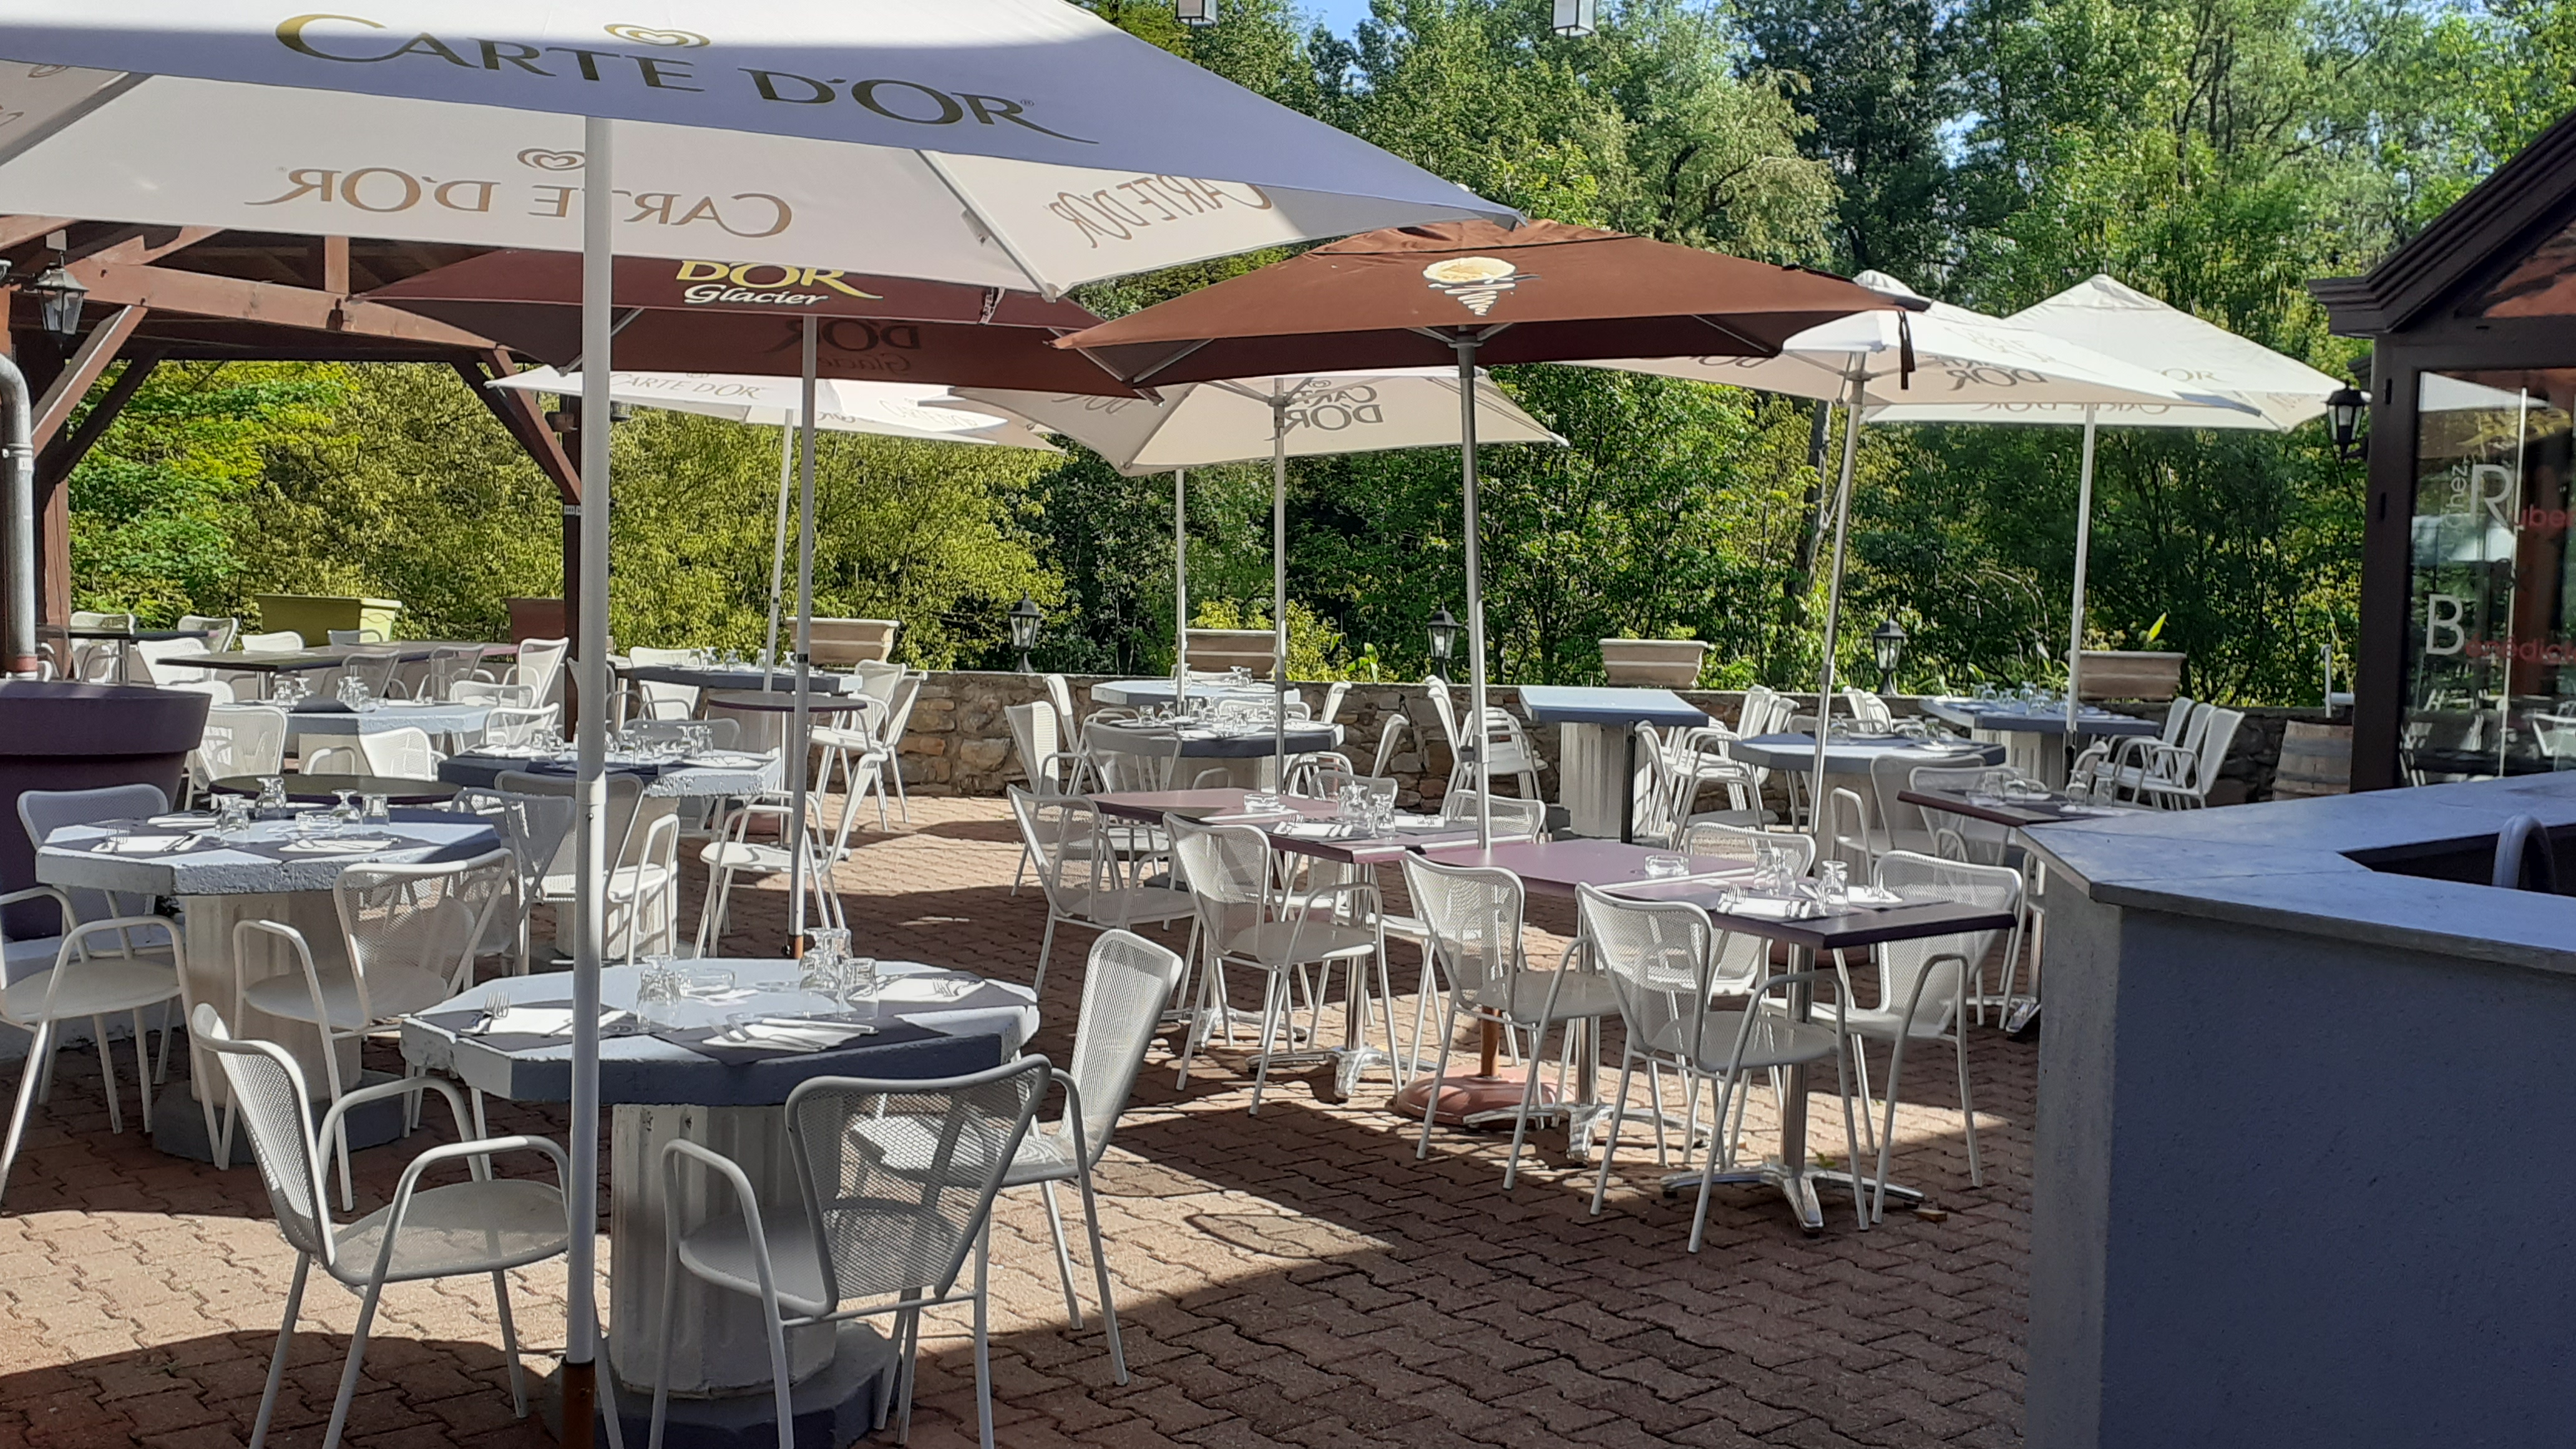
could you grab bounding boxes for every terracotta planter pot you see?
[1184,628,1278,678]
[2075,650,2184,701]
[804,618,899,666]
[0,681,207,935]
[1600,638,1710,688]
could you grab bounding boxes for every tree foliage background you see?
[63,0,2576,703]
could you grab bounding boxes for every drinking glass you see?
[1817,859,1851,909]
[1642,853,1689,880]
[329,789,361,834]
[337,675,369,711]
[256,776,290,816]
[213,794,253,835]
[683,965,736,998]
[361,794,392,828]
[839,955,880,1008]
[1244,790,1284,814]
[1752,841,1784,894]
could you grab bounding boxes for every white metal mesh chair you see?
[422,645,492,701]
[306,725,445,780]
[1369,714,1411,778]
[1005,701,1084,894]
[341,645,404,700]
[1008,789,1195,995]
[1842,851,2022,1222]
[500,770,676,961]
[1400,856,1618,1186]
[693,789,847,953]
[195,1005,572,1449]
[648,1057,1049,1449]
[459,789,575,975]
[1826,786,1873,877]
[997,930,1184,1375]
[1441,789,1546,841]
[0,915,189,1210]
[1868,749,1985,856]
[237,851,517,1208]
[326,628,385,646]
[1167,815,1392,1113]
[2135,706,2243,809]
[1576,886,1865,1247]
[478,703,561,749]
[622,646,701,723]
[1907,765,2017,867]
[179,614,239,654]
[509,638,570,711]
[194,703,290,801]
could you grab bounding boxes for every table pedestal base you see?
[1657,1161,1926,1235]
[540,1322,903,1449]
[151,1066,407,1168]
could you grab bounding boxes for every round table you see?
[209,773,460,806]
[32,809,502,1132]
[400,958,1036,1443]
[1727,731,2004,775]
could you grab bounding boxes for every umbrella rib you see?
[1126,337,1218,386]
[1691,313,1779,357]
[915,150,1057,299]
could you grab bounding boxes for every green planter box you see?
[252,593,402,647]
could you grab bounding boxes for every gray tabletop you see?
[1518,685,1712,729]
[1728,731,2004,774]
[1090,678,1279,708]
[439,749,783,799]
[1087,718,1342,759]
[35,810,500,897]
[288,699,493,736]
[1918,697,2163,738]
[401,959,1039,1106]
[626,663,859,694]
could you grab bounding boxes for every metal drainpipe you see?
[1,354,34,678]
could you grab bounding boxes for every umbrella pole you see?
[788,317,819,951]
[761,423,794,691]
[1271,395,1289,786]
[562,113,615,1449]
[2064,407,2099,743]
[1809,368,1865,855]
[1455,341,1493,849]
[1174,468,1189,715]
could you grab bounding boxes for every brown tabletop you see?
[1611,879,2021,953]
[209,773,462,806]
[1899,786,2149,831]
[1417,837,1748,896]
[1090,788,1484,864]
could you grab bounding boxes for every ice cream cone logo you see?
[1423,256,1525,316]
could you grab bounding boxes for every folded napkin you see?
[703,1018,877,1053]
[1722,894,1824,922]
[93,834,193,855]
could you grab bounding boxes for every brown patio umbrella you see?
[1056,219,1909,844]
[362,248,1132,394]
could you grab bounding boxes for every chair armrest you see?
[0,886,77,942]
[366,1133,574,1277]
[320,1073,476,1164]
[660,1138,801,1304]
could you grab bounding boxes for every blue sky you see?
[1302,0,1376,36]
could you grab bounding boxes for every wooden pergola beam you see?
[0,217,74,253]
[40,349,162,485]
[34,305,147,447]
[457,350,582,504]
[69,260,490,349]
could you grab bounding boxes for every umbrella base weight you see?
[1392,1068,1556,1128]
[540,1321,902,1448]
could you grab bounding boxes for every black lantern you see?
[1007,594,1042,673]
[1870,618,1908,694]
[2326,384,2368,461]
[1552,0,1598,36]
[1174,0,1216,25]
[24,241,86,346]
[1427,605,1461,677]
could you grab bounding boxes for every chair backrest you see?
[1576,884,1717,1056]
[1442,789,1546,842]
[876,672,924,746]
[784,1056,1048,1305]
[1826,786,1871,874]
[1907,765,2014,863]
[512,638,570,708]
[128,637,207,686]
[1681,821,1817,876]
[482,703,561,748]
[201,703,290,784]
[852,660,907,703]
[237,630,305,654]
[477,790,578,917]
[1005,702,1067,793]
[164,679,237,708]
[1314,680,1351,725]
[343,646,403,699]
[327,628,384,645]
[70,609,129,630]
[1007,788,1103,910]
[1420,678,1463,750]
[354,726,440,779]
[497,769,645,872]
[1370,714,1410,778]
[1064,930,1188,1163]
[179,615,239,654]
[1083,718,1183,793]
[21,784,170,922]
[1167,815,1276,951]
[192,1005,336,1264]
[2161,695,2198,746]
[1400,855,1526,1003]
[1041,673,1077,741]
[625,646,694,666]
[2195,707,2245,789]
[424,645,485,701]
[1872,851,2021,1033]
[335,853,514,1004]
[1870,748,1979,848]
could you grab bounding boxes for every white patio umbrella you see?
[1584,272,2240,842]
[952,369,1562,760]
[1870,274,2344,731]
[489,367,1057,678]
[0,6,1515,1439]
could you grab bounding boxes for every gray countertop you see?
[2025,771,2576,975]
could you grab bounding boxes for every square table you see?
[1517,686,1714,842]
[1915,698,2162,788]
[1089,787,1481,864]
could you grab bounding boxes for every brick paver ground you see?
[0,796,2029,1448]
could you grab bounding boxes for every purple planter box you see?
[0,681,207,939]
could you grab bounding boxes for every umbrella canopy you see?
[951,367,1561,474]
[489,367,1062,447]
[1870,273,2344,428]
[362,250,1132,393]
[1591,271,2233,411]
[0,2,1516,293]
[1055,219,1906,382]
